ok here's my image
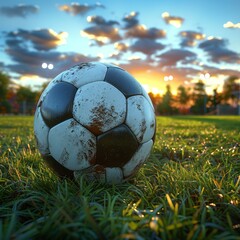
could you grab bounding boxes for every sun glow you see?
[191,74,225,95]
[17,75,48,90]
[131,70,170,96]
[20,75,40,81]
[142,84,163,95]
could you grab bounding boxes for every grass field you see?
[0,115,239,240]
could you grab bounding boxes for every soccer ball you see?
[34,62,156,183]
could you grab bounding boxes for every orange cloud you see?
[179,31,205,47]
[125,25,166,39]
[81,26,121,45]
[114,42,128,51]
[81,15,121,45]
[7,29,68,51]
[162,12,184,28]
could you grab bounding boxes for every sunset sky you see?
[0,0,240,95]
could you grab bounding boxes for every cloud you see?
[179,31,205,47]
[223,21,240,29]
[6,29,68,51]
[81,11,166,57]
[58,2,104,16]
[87,15,119,26]
[156,49,197,67]
[114,42,128,52]
[119,58,154,73]
[108,51,123,60]
[125,25,166,39]
[164,66,200,85]
[5,36,60,66]
[130,39,165,55]
[201,64,240,78]
[81,15,121,45]
[122,11,166,39]
[199,37,240,64]
[4,29,97,78]
[0,4,39,18]
[107,42,129,60]
[6,44,98,78]
[162,12,184,28]
[122,11,139,29]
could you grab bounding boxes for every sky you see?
[0,0,240,95]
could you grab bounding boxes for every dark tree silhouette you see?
[157,84,177,115]
[176,85,190,114]
[191,81,207,114]
[16,86,38,114]
[222,76,239,105]
[208,88,222,112]
[0,72,10,100]
[0,72,11,113]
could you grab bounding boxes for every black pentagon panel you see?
[40,82,77,128]
[96,124,139,167]
[42,154,74,179]
[104,67,142,97]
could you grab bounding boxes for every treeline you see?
[0,72,42,114]
[148,76,239,115]
[0,71,239,115]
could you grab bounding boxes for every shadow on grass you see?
[170,116,240,131]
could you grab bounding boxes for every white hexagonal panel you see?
[34,107,50,155]
[126,95,155,143]
[105,167,123,184]
[123,140,153,178]
[74,165,124,184]
[48,118,96,171]
[73,81,126,135]
[61,62,107,88]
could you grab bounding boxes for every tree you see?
[6,89,19,114]
[16,86,38,114]
[177,85,189,105]
[222,76,239,105]
[177,85,190,113]
[208,88,222,111]
[157,84,176,115]
[0,72,11,113]
[148,92,161,111]
[0,72,10,100]
[191,80,207,114]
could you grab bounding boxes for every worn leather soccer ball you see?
[34,62,156,183]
